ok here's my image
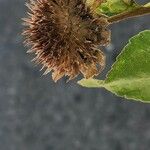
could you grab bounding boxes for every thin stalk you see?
[108,6,150,24]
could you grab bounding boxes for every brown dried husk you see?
[23,0,110,81]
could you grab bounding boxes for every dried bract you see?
[23,0,110,81]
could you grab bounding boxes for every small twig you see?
[108,7,150,24]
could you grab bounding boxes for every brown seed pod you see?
[23,0,110,82]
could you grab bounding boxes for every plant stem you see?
[108,7,150,24]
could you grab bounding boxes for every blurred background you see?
[0,0,150,150]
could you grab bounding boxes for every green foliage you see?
[96,0,138,16]
[144,3,150,7]
[79,30,150,102]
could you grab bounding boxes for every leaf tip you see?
[78,78,105,88]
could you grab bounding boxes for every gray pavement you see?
[0,0,150,150]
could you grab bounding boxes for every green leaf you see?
[96,0,138,16]
[78,30,150,102]
[144,2,150,8]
